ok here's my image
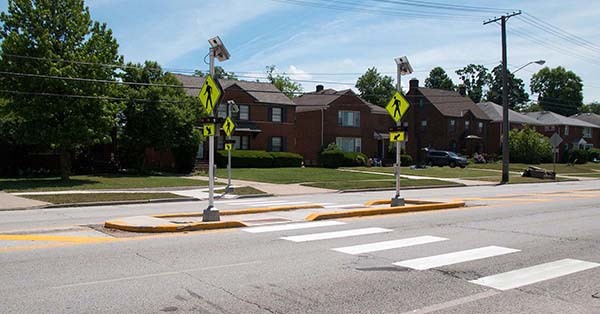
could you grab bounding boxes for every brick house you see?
[173,74,296,159]
[294,85,395,165]
[523,111,599,160]
[477,102,545,157]
[570,112,600,149]
[404,79,491,163]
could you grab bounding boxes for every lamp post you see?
[513,60,545,74]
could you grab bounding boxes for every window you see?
[270,137,283,152]
[338,110,360,127]
[478,121,484,133]
[544,125,556,132]
[564,125,569,136]
[421,120,427,130]
[465,120,470,130]
[217,105,227,118]
[271,107,282,122]
[583,127,592,138]
[238,105,249,120]
[336,137,361,152]
[449,119,456,131]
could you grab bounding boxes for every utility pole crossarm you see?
[483,11,522,25]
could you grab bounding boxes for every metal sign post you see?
[223,114,236,192]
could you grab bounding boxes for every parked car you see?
[425,149,468,168]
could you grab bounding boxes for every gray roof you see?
[171,73,295,105]
[523,111,599,128]
[477,102,544,125]
[417,88,490,120]
[293,88,387,114]
[570,112,600,127]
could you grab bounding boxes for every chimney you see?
[458,85,467,97]
[409,78,419,92]
[316,84,324,92]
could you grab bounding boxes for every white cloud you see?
[287,65,312,81]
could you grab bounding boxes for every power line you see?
[518,15,600,55]
[367,0,514,13]
[523,12,600,52]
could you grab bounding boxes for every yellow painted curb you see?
[104,220,247,233]
[306,201,466,221]
[153,204,324,218]
[364,199,434,206]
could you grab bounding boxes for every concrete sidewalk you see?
[185,175,336,196]
[337,168,496,186]
[0,192,48,211]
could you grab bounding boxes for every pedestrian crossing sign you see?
[203,123,215,137]
[199,75,223,115]
[385,91,410,123]
[223,116,235,137]
[224,143,233,151]
[390,131,406,142]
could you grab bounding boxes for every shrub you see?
[216,150,274,168]
[567,149,588,164]
[400,154,413,166]
[588,148,600,161]
[319,149,345,168]
[342,152,368,166]
[508,127,553,164]
[270,152,303,167]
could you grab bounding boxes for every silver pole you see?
[227,102,232,190]
[391,64,404,207]
[203,47,219,221]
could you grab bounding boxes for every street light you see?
[513,59,545,73]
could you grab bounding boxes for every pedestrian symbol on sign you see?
[223,117,235,137]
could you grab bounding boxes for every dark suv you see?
[425,149,468,168]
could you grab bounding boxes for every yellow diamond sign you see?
[224,143,233,151]
[385,91,410,123]
[223,116,235,137]
[203,123,215,137]
[389,131,406,142]
[199,75,223,115]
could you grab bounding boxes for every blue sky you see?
[2,0,600,102]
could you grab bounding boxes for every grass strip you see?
[23,193,187,204]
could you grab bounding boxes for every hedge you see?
[400,154,413,166]
[319,150,368,168]
[216,150,303,168]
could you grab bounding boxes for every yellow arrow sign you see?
[390,131,406,142]
[223,116,235,137]
[198,75,223,115]
[224,143,233,151]
[203,123,215,137]
[385,91,411,123]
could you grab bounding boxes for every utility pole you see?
[484,11,521,184]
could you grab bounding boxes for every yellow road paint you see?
[0,234,115,244]
[306,201,465,221]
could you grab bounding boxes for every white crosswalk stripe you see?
[323,204,363,209]
[281,227,392,242]
[241,221,346,233]
[393,246,520,270]
[332,236,448,255]
[470,258,600,290]
[247,201,310,207]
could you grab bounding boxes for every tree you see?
[456,64,491,103]
[0,0,122,179]
[265,65,303,98]
[355,67,396,107]
[119,61,201,173]
[530,66,583,116]
[424,67,455,90]
[509,126,552,164]
[580,101,600,114]
[486,64,529,110]
[194,66,237,80]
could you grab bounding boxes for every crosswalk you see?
[241,220,599,294]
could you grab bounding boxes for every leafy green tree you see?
[486,64,529,110]
[119,61,201,173]
[194,66,237,80]
[456,64,491,103]
[0,0,122,179]
[265,65,303,98]
[580,101,600,114]
[508,126,552,164]
[424,67,455,90]
[530,66,583,116]
[355,67,396,107]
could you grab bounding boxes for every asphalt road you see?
[1,181,599,313]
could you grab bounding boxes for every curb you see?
[153,203,324,218]
[104,220,247,233]
[43,197,199,208]
[305,201,466,221]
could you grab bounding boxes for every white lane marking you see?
[248,201,309,207]
[470,258,600,291]
[323,204,363,209]
[400,290,500,314]
[50,261,262,289]
[393,246,520,270]
[242,221,346,233]
[332,236,448,255]
[216,198,283,204]
[281,227,392,242]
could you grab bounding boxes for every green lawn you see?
[469,162,600,174]
[23,192,187,204]
[215,167,390,184]
[347,166,498,179]
[303,178,458,190]
[0,174,212,192]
